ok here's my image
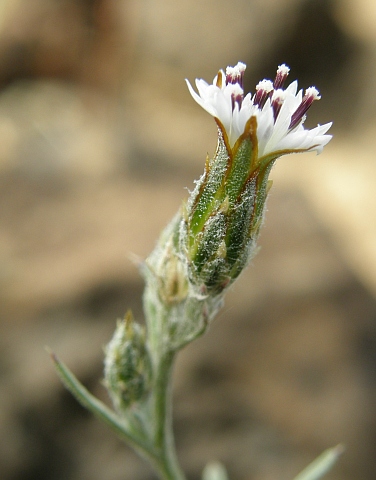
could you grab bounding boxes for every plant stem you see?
[153,350,186,480]
[50,348,185,479]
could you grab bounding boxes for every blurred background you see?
[0,0,375,479]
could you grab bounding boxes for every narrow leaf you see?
[292,445,345,480]
[48,348,155,457]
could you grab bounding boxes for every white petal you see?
[186,63,332,153]
[185,79,217,117]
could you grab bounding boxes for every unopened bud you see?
[104,311,151,412]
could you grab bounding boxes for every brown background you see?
[0,0,375,479]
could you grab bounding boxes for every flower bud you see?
[147,217,189,306]
[143,214,223,350]
[104,311,152,412]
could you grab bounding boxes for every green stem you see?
[153,350,186,480]
[51,346,186,479]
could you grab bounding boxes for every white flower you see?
[186,62,332,157]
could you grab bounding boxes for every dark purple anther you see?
[253,80,273,109]
[225,62,246,89]
[289,87,320,130]
[229,83,244,111]
[226,71,244,88]
[271,90,285,121]
[232,93,243,110]
[273,64,290,89]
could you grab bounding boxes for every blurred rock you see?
[0,0,133,92]
[0,79,125,177]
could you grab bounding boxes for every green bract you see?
[182,117,274,294]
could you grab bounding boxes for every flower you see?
[181,62,333,295]
[186,62,332,155]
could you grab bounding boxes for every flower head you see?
[181,62,333,295]
[186,62,332,156]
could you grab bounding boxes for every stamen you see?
[253,79,273,108]
[226,62,246,88]
[271,89,286,121]
[273,64,290,89]
[289,87,320,130]
[229,83,244,110]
